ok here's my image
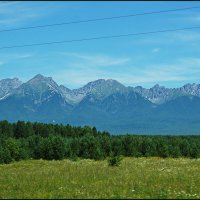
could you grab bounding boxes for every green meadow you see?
[0,157,200,199]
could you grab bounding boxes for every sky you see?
[0,1,200,89]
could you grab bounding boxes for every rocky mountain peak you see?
[0,77,22,99]
[83,79,106,88]
[151,84,166,90]
[26,74,59,89]
[33,74,45,79]
[1,74,200,106]
[152,84,160,88]
[28,74,52,83]
[59,85,71,92]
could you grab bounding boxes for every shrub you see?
[0,147,12,164]
[108,154,123,167]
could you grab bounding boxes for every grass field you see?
[0,157,200,199]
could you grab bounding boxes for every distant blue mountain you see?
[0,74,200,135]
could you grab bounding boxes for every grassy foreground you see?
[0,158,200,199]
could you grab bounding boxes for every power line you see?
[1,26,200,50]
[0,6,200,33]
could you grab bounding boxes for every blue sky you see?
[0,1,200,89]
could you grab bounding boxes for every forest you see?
[0,120,200,164]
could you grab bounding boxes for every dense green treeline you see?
[0,120,200,164]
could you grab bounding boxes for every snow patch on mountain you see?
[0,78,22,99]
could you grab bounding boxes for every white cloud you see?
[169,32,200,42]
[181,14,200,23]
[131,30,200,46]
[61,52,130,68]
[0,53,33,64]
[15,54,33,59]
[152,48,160,53]
[0,2,77,28]
[0,18,19,25]
[0,3,52,28]
[189,16,200,22]
[126,57,200,85]
[52,69,105,88]
[52,57,200,89]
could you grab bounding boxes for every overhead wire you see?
[0,6,200,33]
[1,26,200,50]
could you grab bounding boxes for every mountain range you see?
[1,74,200,135]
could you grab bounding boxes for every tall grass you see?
[0,157,200,199]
